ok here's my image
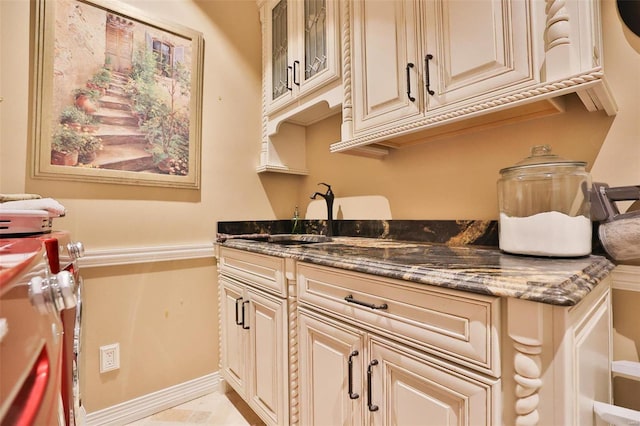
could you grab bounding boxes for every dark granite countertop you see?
[217,220,615,306]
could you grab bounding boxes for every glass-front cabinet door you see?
[264,0,341,115]
[270,0,291,105]
[300,0,329,84]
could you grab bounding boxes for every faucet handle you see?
[318,182,332,193]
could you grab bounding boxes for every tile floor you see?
[125,390,266,426]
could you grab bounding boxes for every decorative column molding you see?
[544,0,573,80]
[512,342,543,425]
[286,258,300,426]
[258,3,270,170]
[508,298,545,426]
[544,0,570,50]
[340,0,353,138]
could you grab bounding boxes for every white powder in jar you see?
[499,211,592,257]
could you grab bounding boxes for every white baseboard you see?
[84,372,220,426]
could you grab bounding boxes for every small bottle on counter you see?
[291,206,301,234]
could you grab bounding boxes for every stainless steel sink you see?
[267,234,332,245]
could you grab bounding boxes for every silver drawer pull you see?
[345,295,388,310]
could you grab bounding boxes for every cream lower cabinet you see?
[297,261,613,426]
[297,262,501,425]
[218,247,291,426]
[298,309,497,426]
[218,247,612,425]
[297,310,365,425]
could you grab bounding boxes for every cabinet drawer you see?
[297,262,500,376]
[219,247,287,297]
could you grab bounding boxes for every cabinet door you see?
[265,0,341,115]
[293,0,341,97]
[368,337,496,426]
[423,0,533,111]
[351,0,423,135]
[298,309,365,426]
[220,278,249,398]
[247,287,289,426]
[265,0,296,112]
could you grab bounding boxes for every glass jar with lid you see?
[497,145,592,257]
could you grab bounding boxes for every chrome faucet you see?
[310,183,334,237]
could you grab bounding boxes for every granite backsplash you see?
[217,219,609,257]
[218,220,499,246]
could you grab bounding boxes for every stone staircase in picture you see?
[89,71,155,172]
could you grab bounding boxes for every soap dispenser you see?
[291,206,301,234]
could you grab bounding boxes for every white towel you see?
[0,193,42,202]
[0,198,66,216]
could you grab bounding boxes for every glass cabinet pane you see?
[272,0,288,100]
[304,0,327,80]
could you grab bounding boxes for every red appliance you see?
[0,228,84,426]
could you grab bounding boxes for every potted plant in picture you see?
[77,132,103,164]
[51,124,83,166]
[73,87,100,114]
[59,106,98,132]
[87,67,112,95]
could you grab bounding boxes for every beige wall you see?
[1,0,272,413]
[298,0,640,218]
[1,0,639,414]
[79,259,217,410]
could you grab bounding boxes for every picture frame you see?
[31,0,204,189]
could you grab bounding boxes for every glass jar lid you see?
[499,145,586,174]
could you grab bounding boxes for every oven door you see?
[0,251,65,426]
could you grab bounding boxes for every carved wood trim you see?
[508,299,546,426]
[259,4,270,168]
[332,69,608,152]
[287,257,300,426]
[512,342,543,425]
[341,0,352,123]
[544,0,571,51]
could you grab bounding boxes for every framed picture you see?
[31,0,204,189]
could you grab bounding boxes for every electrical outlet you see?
[99,343,120,373]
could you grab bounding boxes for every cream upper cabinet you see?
[257,0,342,174]
[351,0,533,136]
[264,0,295,112]
[350,0,423,135]
[335,0,616,155]
[262,0,342,115]
[422,0,533,112]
